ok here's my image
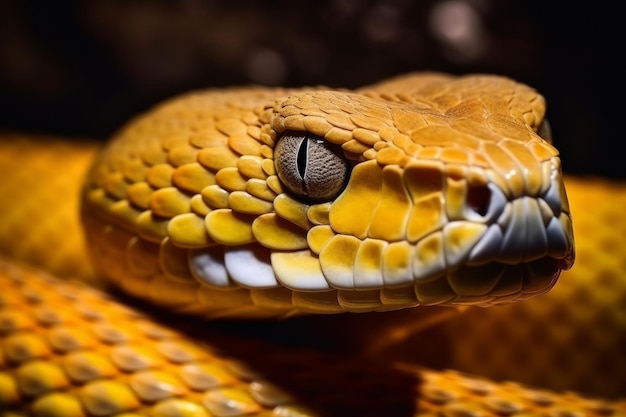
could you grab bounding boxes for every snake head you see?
[83,73,574,316]
[262,74,574,309]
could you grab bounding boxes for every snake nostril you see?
[467,183,491,217]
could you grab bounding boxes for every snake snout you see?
[401,156,574,306]
[468,165,573,267]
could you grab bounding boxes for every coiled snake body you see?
[0,73,623,416]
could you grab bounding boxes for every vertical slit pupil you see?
[296,133,309,179]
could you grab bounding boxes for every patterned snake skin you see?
[0,73,624,416]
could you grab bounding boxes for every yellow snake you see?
[0,73,623,416]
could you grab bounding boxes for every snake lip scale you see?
[80,72,575,318]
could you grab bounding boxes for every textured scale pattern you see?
[0,134,98,282]
[1,136,623,408]
[82,73,574,318]
[0,71,623,415]
[0,259,625,416]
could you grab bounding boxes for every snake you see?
[0,73,623,416]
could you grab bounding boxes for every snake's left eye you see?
[274,131,351,203]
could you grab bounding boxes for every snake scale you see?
[0,73,624,416]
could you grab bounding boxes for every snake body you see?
[0,73,623,416]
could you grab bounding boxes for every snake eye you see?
[274,131,351,203]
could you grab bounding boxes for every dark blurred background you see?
[0,0,621,178]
